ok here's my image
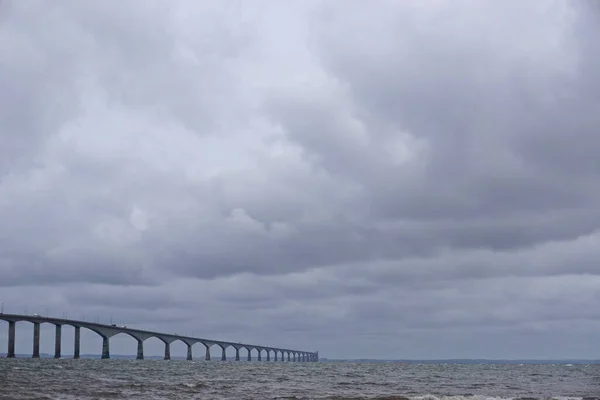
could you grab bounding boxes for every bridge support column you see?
[102,336,110,359]
[293,353,296,362]
[7,321,15,358]
[281,351,285,361]
[54,325,62,359]
[136,340,144,360]
[247,349,251,361]
[257,350,262,361]
[287,352,290,361]
[73,327,80,359]
[164,342,170,360]
[274,351,278,361]
[235,348,240,361]
[187,344,193,361]
[32,322,40,358]
[205,345,211,361]
[266,350,270,361]
[221,347,226,361]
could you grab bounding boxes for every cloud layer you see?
[2,0,600,359]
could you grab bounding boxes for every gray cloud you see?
[1,0,600,359]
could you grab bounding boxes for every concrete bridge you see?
[0,313,318,362]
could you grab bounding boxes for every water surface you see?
[1,359,598,399]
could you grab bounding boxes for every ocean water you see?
[0,359,599,400]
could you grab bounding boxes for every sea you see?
[1,358,599,400]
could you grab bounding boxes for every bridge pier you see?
[32,322,40,358]
[266,350,270,361]
[257,349,262,361]
[205,345,211,361]
[221,346,226,361]
[274,351,278,361]
[235,347,240,361]
[287,352,291,361]
[7,321,15,358]
[187,344,193,361]
[164,342,170,360]
[54,325,62,358]
[101,336,110,359]
[74,327,80,359]
[136,340,144,360]
[247,348,251,361]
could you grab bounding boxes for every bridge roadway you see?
[0,313,318,362]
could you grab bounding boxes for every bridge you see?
[0,313,318,362]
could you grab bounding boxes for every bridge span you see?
[0,313,318,362]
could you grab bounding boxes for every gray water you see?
[1,359,599,399]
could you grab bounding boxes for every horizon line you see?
[2,353,599,362]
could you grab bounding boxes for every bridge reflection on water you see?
[0,313,318,362]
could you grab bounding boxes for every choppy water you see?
[1,359,599,400]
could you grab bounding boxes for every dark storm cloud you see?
[2,0,600,359]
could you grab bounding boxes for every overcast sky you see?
[1,0,600,360]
